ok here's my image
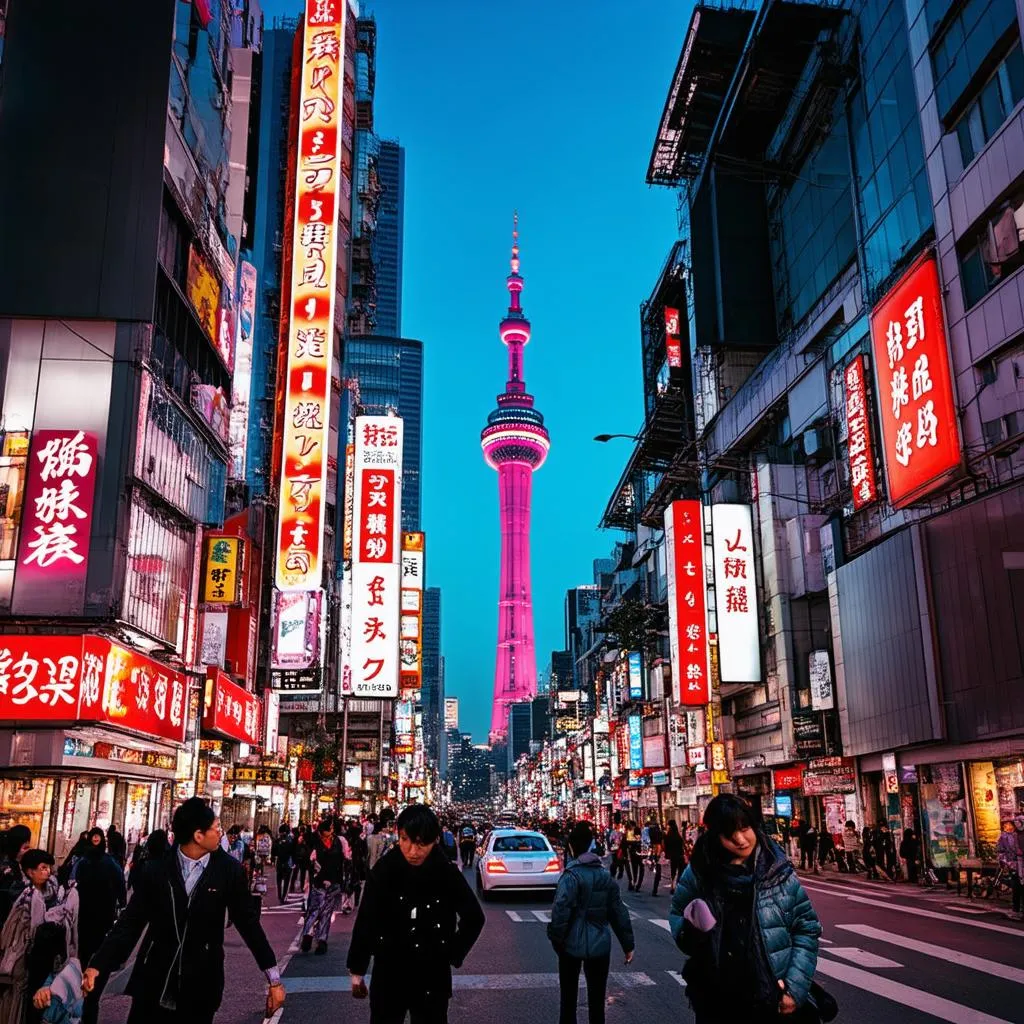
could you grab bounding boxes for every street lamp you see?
[593,433,641,443]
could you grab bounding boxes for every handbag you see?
[807,980,838,1023]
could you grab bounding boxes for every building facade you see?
[376,140,405,338]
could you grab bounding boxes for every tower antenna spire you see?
[508,210,522,313]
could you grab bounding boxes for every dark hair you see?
[146,830,170,856]
[396,804,441,844]
[379,807,396,827]
[667,820,681,836]
[567,822,594,859]
[86,827,106,853]
[702,794,758,855]
[22,848,55,872]
[172,798,216,844]
[2,824,31,858]
[317,819,334,835]
[279,823,290,834]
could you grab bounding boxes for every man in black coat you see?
[347,804,485,1024]
[82,798,285,1024]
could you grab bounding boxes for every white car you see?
[476,829,562,899]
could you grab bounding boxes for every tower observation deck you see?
[480,215,549,743]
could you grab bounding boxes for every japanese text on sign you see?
[711,504,761,683]
[869,254,962,508]
[203,668,261,746]
[664,307,682,369]
[202,536,242,604]
[844,355,878,510]
[274,0,347,591]
[664,500,711,705]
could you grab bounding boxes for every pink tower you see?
[481,215,550,744]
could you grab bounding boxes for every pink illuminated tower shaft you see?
[481,215,549,743]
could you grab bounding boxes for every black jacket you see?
[347,846,484,1000]
[75,849,127,956]
[88,847,277,1014]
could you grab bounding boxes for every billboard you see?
[627,651,643,700]
[869,252,962,508]
[400,532,424,694]
[229,260,257,479]
[628,714,643,771]
[711,504,761,683]
[844,355,878,509]
[664,306,683,368]
[270,589,321,673]
[350,416,403,697]
[664,499,710,705]
[13,430,99,616]
[274,0,347,591]
[203,668,261,746]
[201,535,243,604]
[186,244,221,348]
[809,650,834,711]
[444,696,459,731]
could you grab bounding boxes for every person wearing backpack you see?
[548,822,635,1024]
[441,825,458,863]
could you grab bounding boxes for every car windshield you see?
[493,835,549,852]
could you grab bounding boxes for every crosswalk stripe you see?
[283,973,657,993]
[627,909,642,920]
[666,970,686,986]
[815,956,1013,1023]
[837,924,1024,985]
[532,910,551,922]
[944,905,989,915]
[824,947,902,969]
[801,883,1024,937]
[649,919,671,932]
[506,910,525,922]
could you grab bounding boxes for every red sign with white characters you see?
[664,500,710,705]
[13,431,98,614]
[0,635,187,744]
[664,307,683,369]
[844,355,878,510]
[0,636,83,721]
[773,764,807,791]
[869,253,962,508]
[203,668,261,746]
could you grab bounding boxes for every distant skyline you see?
[263,0,686,740]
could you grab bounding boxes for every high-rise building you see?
[421,586,442,771]
[343,336,423,531]
[480,217,550,741]
[376,140,405,337]
[507,702,534,771]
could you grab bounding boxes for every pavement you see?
[95,862,1024,1023]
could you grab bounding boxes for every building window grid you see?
[953,41,1024,166]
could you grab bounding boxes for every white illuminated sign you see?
[711,504,761,683]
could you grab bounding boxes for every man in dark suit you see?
[82,798,285,1024]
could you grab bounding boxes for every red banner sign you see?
[664,500,710,705]
[664,307,682,368]
[0,635,188,744]
[13,431,99,614]
[773,764,807,791]
[203,667,261,746]
[844,355,878,510]
[870,253,962,508]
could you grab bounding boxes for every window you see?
[932,0,1018,121]
[954,43,1024,165]
[958,184,1024,305]
[492,836,551,853]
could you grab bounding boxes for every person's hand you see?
[778,980,797,1015]
[624,950,635,965]
[81,968,99,996]
[32,988,52,1010]
[265,983,285,1017]
[351,975,368,999]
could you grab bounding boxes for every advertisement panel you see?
[844,355,878,509]
[664,499,711,704]
[12,430,99,616]
[229,261,257,479]
[808,650,834,711]
[400,532,424,695]
[202,535,242,604]
[186,244,221,347]
[350,416,403,697]
[801,757,856,796]
[444,697,459,731]
[274,0,347,591]
[271,589,320,672]
[711,504,760,683]
[869,253,962,508]
[664,307,683,368]
[627,651,643,700]
[0,636,83,722]
[773,765,806,791]
[628,714,643,771]
[203,668,261,746]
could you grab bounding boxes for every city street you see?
[196,866,1024,1024]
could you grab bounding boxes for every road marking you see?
[814,957,1013,1023]
[506,911,526,922]
[282,973,657,993]
[627,909,643,920]
[801,883,1024,937]
[649,919,672,932]
[819,937,832,944]
[944,905,989,915]
[824,947,902,969]
[666,970,686,986]
[838,924,1024,985]
[532,909,552,922]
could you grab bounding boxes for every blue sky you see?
[266,0,687,740]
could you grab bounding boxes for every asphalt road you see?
[96,862,1024,1023]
